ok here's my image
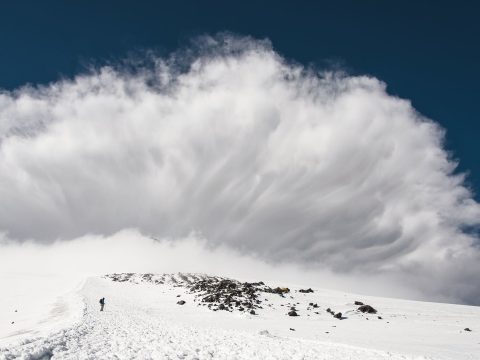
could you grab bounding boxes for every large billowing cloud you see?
[1,36,479,304]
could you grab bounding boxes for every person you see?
[99,297,105,311]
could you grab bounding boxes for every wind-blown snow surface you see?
[0,273,83,347]
[2,274,479,359]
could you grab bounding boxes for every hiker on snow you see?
[99,297,105,311]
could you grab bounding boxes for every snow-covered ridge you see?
[104,273,432,324]
[104,272,379,319]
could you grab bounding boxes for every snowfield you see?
[1,273,479,359]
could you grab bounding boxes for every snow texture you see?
[1,274,479,359]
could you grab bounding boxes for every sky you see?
[0,1,479,305]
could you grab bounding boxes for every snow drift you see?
[0,35,479,304]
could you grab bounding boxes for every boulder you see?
[333,312,342,319]
[288,310,299,316]
[299,288,314,293]
[358,305,377,314]
[354,301,364,305]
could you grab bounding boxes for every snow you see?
[1,273,479,359]
[0,273,84,347]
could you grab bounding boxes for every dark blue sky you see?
[1,1,479,199]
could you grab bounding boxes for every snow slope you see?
[0,273,84,347]
[1,274,479,359]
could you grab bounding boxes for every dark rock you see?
[378,316,383,320]
[464,328,472,332]
[218,304,226,310]
[333,312,342,319]
[358,305,377,314]
[267,287,290,295]
[203,295,216,303]
[176,295,181,297]
[354,301,364,306]
[298,288,314,293]
[289,328,295,331]
[176,300,186,305]
[250,310,256,315]
[288,310,299,316]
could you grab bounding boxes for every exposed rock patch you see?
[298,288,314,293]
[358,305,377,314]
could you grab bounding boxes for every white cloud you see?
[0,36,479,304]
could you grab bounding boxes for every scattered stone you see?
[333,312,343,319]
[11,321,14,324]
[354,301,364,306]
[187,276,292,314]
[177,300,186,305]
[288,310,299,317]
[250,310,256,315]
[176,295,181,297]
[378,316,383,320]
[358,305,377,314]
[289,328,295,331]
[464,328,472,332]
[265,287,290,295]
[299,288,314,293]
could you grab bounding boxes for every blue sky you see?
[0,0,478,199]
